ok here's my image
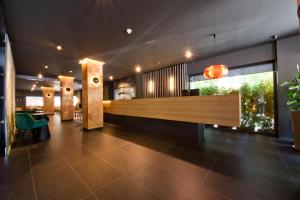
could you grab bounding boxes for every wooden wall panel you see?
[42,87,54,114]
[105,94,241,127]
[81,59,104,129]
[60,76,74,120]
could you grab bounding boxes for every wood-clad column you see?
[59,76,74,121]
[80,58,105,130]
[42,87,54,114]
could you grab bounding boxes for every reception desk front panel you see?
[104,94,241,127]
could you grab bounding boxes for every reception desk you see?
[103,94,241,127]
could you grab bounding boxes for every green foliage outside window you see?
[190,72,275,134]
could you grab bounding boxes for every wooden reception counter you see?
[103,94,241,127]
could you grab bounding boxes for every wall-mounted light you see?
[92,76,100,85]
[44,65,48,69]
[109,76,114,81]
[148,80,154,93]
[169,76,175,92]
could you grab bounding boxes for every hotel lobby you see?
[1,0,300,199]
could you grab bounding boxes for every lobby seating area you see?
[0,0,300,199]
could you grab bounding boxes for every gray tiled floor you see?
[1,113,300,200]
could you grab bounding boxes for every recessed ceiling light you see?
[157,61,161,64]
[44,65,48,69]
[38,73,43,79]
[185,50,192,59]
[135,65,141,73]
[56,45,62,51]
[69,70,73,73]
[126,28,133,35]
[109,76,114,81]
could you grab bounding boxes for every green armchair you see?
[15,113,48,129]
[15,113,48,141]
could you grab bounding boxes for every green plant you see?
[281,65,300,111]
[195,72,275,134]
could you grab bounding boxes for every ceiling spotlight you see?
[69,70,73,73]
[38,73,43,79]
[135,65,141,73]
[56,45,62,51]
[185,50,192,59]
[126,28,133,35]
[44,65,48,69]
[109,76,114,81]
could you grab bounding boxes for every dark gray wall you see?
[277,35,300,140]
[187,43,275,76]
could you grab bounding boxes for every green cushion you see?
[15,113,48,130]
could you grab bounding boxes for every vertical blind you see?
[143,63,188,98]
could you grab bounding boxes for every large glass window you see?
[26,96,79,107]
[190,63,275,135]
[25,96,43,107]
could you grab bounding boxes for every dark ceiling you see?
[1,0,299,90]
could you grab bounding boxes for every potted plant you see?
[281,65,300,150]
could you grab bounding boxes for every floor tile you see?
[0,156,32,187]
[0,180,35,200]
[72,157,123,191]
[95,176,159,200]
[30,152,68,177]
[127,162,228,200]
[35,166,89,200]
[100,148,150,174]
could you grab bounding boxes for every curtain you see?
[143,63,188,98]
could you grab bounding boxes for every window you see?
[54,96,79,107]
[26,96,79,107]
[25,96,43,107]
[189,63,275,135]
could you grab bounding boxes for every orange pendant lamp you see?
[204,34,228,79]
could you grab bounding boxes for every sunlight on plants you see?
[190,72,275,134]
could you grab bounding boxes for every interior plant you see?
[281,64,300,150]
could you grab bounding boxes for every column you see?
[80,58,105,130]
[59,76,74,121]
[42,87,54,114]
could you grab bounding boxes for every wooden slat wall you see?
[143,63,188,98]
[105,94,241,127]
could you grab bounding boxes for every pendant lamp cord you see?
[213,33,216,65]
